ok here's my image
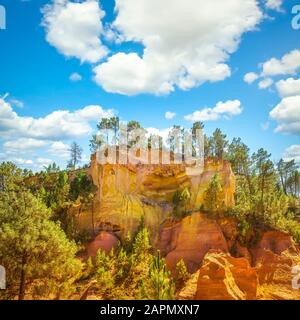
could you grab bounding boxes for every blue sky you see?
[0,0,300,170]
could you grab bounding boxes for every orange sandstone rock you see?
[86,231,119,257]
[251,231,297,264]
[74,153,235,242]
[158,213,229,273]
[195,250,258,300]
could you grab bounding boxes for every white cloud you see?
[276,77,300,98]
[258,78,273,89]
[269,95,300,134]
[283,145,300,164]
[0,98,114,140]
[3,138,48,153]
[265,0,283,11]
[42,0,108,63]
[13,158,34,166]
[184,100,242,122]
[69,72,82,82]
[36,157,54,168]
[165,111,176,120]
[262,50,300,77]
[244,72,259,84]
[48,141,70,160]
[93,0,262,95]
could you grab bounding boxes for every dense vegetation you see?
[0,117,299,299]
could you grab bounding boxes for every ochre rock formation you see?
[73,154,235,243]
[157,213,229,273]
[256,250,300,300]
[68,152,300,300]
[251,231,297,264]
[195,250,258,300]
[252,231,300,300]
[177,271,200,300]
[86,231,119,257]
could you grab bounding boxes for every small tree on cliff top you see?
[68,142,82,170]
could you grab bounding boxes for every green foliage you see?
[0,190,82,300]
[132,227,151,260]
[89,134,104,153]
[37,171,70,210]
[43,163,60,174]
[203,174,224,215]
[69,172,95,202]
[172,187,191,219]
[204,129,228,159]
[174,259,190,290]
[0,162,24,192]
[138,251,175,300]
[277,159,299,197]
[97,117,120,145]
[227,143,300,244]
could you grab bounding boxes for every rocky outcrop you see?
[73,154,235,242]
[157,213,229,273]
[251,231,297,264]
[178,231,300,300]
[256,250,300,300]
[177,271,200,300]
[195,250,258,300]
[250,231,300,300]
[86,231,119,257]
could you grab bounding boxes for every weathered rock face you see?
[251,231,297,264]
[157,213,228,273]
[74,155,235,242]
[177,271,200,300]
[178,231,300,300]
[195,250,258,300]
[250,231,300,300]
[86,231,119,257]
[256,250,300,300]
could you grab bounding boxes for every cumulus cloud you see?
[165,111,176,120]
[258,78,273,89]
[93,0,262,95]
[36,157,54,168]
[184,100,242,122]
[42,0,108,63]
[269,95,300,134]
[48,141,70,160]
[283,145,300,164]
[0,98,114,140]
[265,0,283,11]
[69,72,82,82]
[244,72,259,84]
[245,50,300,90]
[3,138,48,153]
[276,77,300,98]
[262,50,300,77]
